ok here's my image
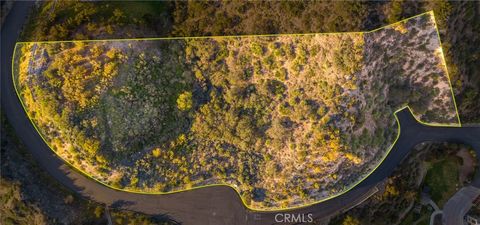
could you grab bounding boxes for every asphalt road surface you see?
[443,186,480,225]
[2,2,480,225]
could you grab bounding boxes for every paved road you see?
[2,2,480,225]
[443,186,480,225]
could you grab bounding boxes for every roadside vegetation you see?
[0,111,176,225]
[1,181,46,224]
[329,143,476,225]
[399,207,431,225]
[14,11,459,209]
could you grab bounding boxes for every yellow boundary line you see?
[431,13,462,126]
[11,11,461,212]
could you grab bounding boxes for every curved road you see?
[2,2,480,225]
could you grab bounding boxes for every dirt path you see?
[456,147,476,183]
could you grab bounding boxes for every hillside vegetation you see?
[14,12,458,209]
[22,1,478,125]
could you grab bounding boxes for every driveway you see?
[442,186,480,225]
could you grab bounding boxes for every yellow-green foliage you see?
[0,180,47,224]
[15,42,124,171]
[342,215,361,225]
[176,91,193,111]
[14,12,459,210]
